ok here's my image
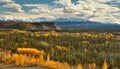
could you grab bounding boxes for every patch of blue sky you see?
[107,1,120,8]
[15,0,53,4]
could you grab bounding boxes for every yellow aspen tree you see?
[6,54,12,64]
[1,54,6,62]
[31,58,37,65]
[23,54,28,64]
[63,62,70,69]
[47,54,50,62]
[91,63,97,69]
[38,54,44,64]
[30,55,37,65]
[13,54,20,66]
[77,64,83,69]
[19,54,26,65]
[102,61,108,69]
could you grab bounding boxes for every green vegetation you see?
[0,29,120,69]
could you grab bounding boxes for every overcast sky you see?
[0,0,120,24]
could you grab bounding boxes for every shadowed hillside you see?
[0,21,62,30]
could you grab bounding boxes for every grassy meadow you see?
[0,29,120,69]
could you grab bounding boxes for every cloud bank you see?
[0,0,120,24]
[2,3,24,13]
[0,0,24,13]
[0,0,12,3]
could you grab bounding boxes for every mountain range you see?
[55,20,120,31]
[0,19,120,31]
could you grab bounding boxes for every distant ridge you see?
[0,21,62,30]
[55,20,120,31]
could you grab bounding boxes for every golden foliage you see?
[84,63,97,69]
[102,61,108,69]
[0,48,71,69]
[75,33,80,36]
[12,54,20,65]
[42,31,58,37]
[91,63,97,69]
[17,48,44,55]
[50,31,58,36]
[43,32,49,37]
[77,64,83,69]
[0,51,112,69]
[56,46,69,51]
[37,54,44,65]
[11,29,27,33]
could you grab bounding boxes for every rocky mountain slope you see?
[0,21,62,30]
